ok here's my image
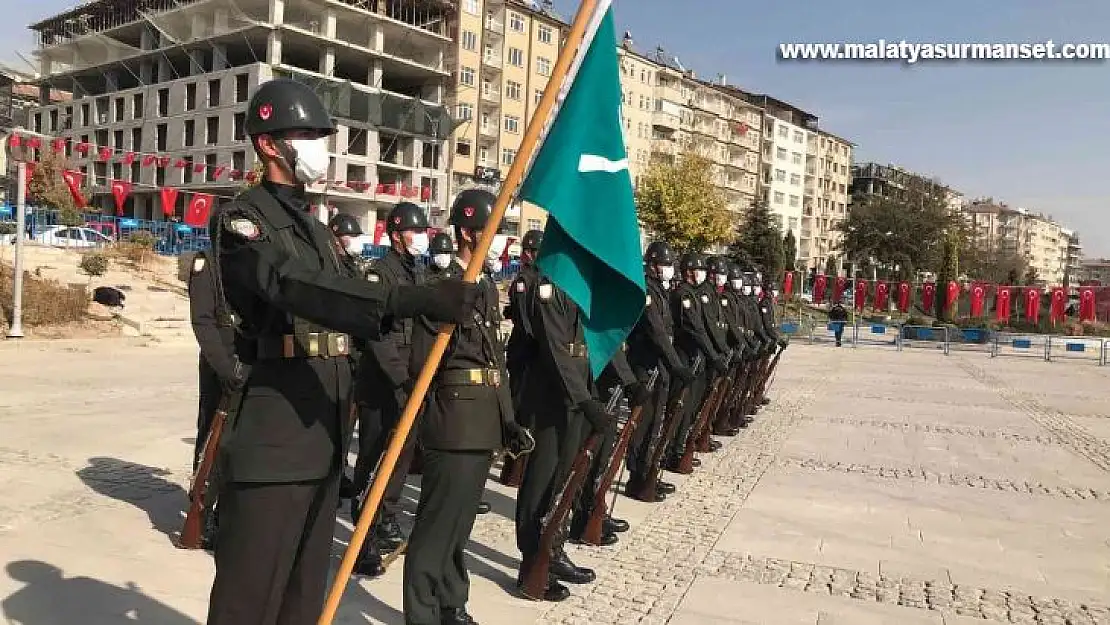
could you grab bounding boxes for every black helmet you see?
[522,229,544,251]
[644,241,674,265]
[727,263,744,280]
[706,255,728,275]
[329,213,361,237]
[245,78,336,137]
[386,202,428,233]
[430,232,453,255]
[449,188,496,229]
[680,252,706,272]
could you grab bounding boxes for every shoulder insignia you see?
[367,272,381,283]
[515,280,526,293]
[228,218,260,240]
[700,294,709,303]
[682,298,692,309]
[192,256,206,273]
[646,294,651,306]
[538,283,553,300]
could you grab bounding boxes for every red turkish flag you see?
[61,169,87,208]
[110,180,132,216]
[1024,288,1041,324]
[945,281,959,312]
[1049,287,1067,324]
[814,275,827,303]
[98,146,113,161]
[897,281,911,313]
[782,271,794,297]
[854,279,868,312]
[51,138,66,154]
[160,187,179,217]
[874,281,889,311]
[121,151,137,165]
[834,276,848,302]
[184,193,214,227]
[996,287,1012,321]
[24,162,36,198]
[1079,287,1096,322]
[969,283,986,317]
[922,282,936,311]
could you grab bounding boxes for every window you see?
[788,217,799,231]
[773,191,785,204]
[502,147,517,166]
[460,66,476,86]
[505,80,522,100]
[527,218,542,231]
[157,89,169,116]
[206,117,219,145]
[156,123,167,151]
[236,74,249,102]
[778,125,787,138]
[113,129,124,149]
[456,139,472,157]
[508,47,524,67]
[205,153,218,182]
[131,128,142,151]
[183,156,195,184]
[184,119,196,147]
[132,94,144,119]
[776,147,786,160]
[538,24,553,44]
[789,173,801,185]
[461,30,477,51]
[509,12,525,31]
[463,0,479,14]
[456,103,473,120]
[536,57,551,76]
[114,98,124,122]
[774,169,786,182]
[185,83,197,110]
[789,195,800,207]
[791,152,802,165]
[208,79,221,107]
[477,145,489,165]
[503,115,520,134]
[234,112,246,141]
[793,130,803,143]
[534,89,543,104]
[233,151,246,175]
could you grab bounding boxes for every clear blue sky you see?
[5,0,1109,255]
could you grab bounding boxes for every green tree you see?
[1023,266,1038,285]
[635,153,732,251]
[935,232,959,321]
[782,230,797,272]
[27,150,84,226]
[730,199,783,280]
[1006,267,1021,286]
[824,255,838,277]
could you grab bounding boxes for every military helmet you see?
[727,262,744,280]
[430,231,453,255]
[245,78,336,137]
[643,241,675,265]
[328,212,361,237]
[522,229,544,251]
[449,188,496,229]
[386,202,429,233]
[680,252,707,272]
[706,255,729,275]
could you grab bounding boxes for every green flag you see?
[519,1,645,379]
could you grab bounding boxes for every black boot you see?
[604,516,629,534]
[339,474,357,499]
[375,513,406,552]
[760,397,770,405]
[656,480,676,495]
[353,540,386,577]
[200,506,219,551]
[476,501,491,515]
[549,547,595,584]
[517,564,571,602]
[440,607,479,625]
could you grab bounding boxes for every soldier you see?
[515,277,612,601]
[328,213,363,260]
[204,77,476,625]
[403,188,535,625]
[500,229,543,485]
[350,201,431,576]
[665,253,726,473]
[717,263,758,434]
[186,250,247,549]
[428,232,454,278]
[328,212,367,502]
[624,242,692,502]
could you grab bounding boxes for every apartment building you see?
[446,0,565,237]
[616,41,656,189]
[25,0,454,234]
[757,104,812,242]
[962,199,1073,286]
[1078,258,1110,285]
[802,130,853,272]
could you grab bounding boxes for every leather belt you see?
[256,332,351,359]
[439,367,502,387]
[567,343,588,358]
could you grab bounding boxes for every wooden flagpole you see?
[316,0,600,621]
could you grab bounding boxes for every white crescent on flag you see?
[577,154,629,173]
[973,287,983,297]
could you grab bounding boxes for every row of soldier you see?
[182,78,787,625]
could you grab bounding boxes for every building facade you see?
[26,0,454,236]
[806,130,852,272]
[2,66,55,206]
[962,199,1073,286]
[1078,258,1110,285]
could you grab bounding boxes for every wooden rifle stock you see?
[499,454,527,488]
[178,395,230,550]
[755,346,785,402]
[634,355,703,500]
[520,432,600,600]
[581,368,660,545]
[678,353,733,473]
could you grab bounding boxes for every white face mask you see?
[742,286,753,296]
[661,279,671,290]
[693,270,707,285]
[755,286,763,297]
[714,274,728,287]
[659,265,675,282]
[432,253,451,269]
[755,272,763,284]
[286,138,330,184]
[487,258,502,274]
[772,289,779,298]
[730,279,742,290]
[406,232,430,257]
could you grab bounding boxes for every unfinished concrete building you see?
[26,0,457,232]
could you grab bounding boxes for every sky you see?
[5,0,1110,255]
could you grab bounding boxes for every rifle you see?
[710,356,748,434]
[519,387,623,601]
[726,358,758,429]
[754,343,786,404]
[178,394,231,550]
[678,352,733,473]
[633,354,704,497]
[580,367,660,546]
[499,453,527,488]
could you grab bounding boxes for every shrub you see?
[128,230,157,248]
[79,253,109,279]
[0,222,16,236]
[0,264,89,327]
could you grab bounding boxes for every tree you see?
[635,153,732,252]
[730,199,783,279]
[824,255,838,277]
[27,150,85,226]
[935,232,959,321]
[782,230,797,272]
[962,246,1028,285]
[1023,266,1038,286]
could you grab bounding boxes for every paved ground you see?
[0,338,1107,624]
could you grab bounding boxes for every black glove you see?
[503,421,536,459]
[390,280,478,324]
[220,358,248,394]
[778,337,789,349]
[501,304,512,320]
[625,381,650,408]
[578,399,615,435]
[673,365,695,385]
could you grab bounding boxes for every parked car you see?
[28,225,113,248]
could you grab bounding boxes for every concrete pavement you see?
[0,338,1107,624]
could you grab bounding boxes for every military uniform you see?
[403,190,533,625]
[205,78,475,625]
[499,230,542,487]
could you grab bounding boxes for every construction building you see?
[445,0,565,238]
[962,198,1075,286]
[24,0,456,235]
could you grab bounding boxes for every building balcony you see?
[480,88,500,104]
[484,18,504,33]
[652,110,679,130]
[651,138,677,155]
[482,54,502,70]
[478,124,498,139]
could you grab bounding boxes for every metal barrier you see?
[990,332,1049,361]
[815,320,851,346]
[852,320,899,349]
[898,325,949,354]
[778,317,817,343]
[947,327,995,355]
[1046,336,1106,365]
